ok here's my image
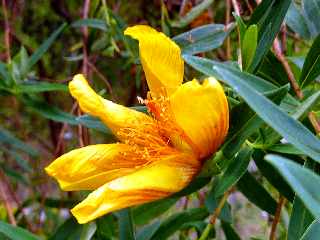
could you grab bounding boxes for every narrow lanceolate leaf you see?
[221,221,242,240]
[302,0,320,37]
[136,221,161,240]
[265,155,320,218]
[288,196,314,240]
[49,218,82,240]
[300,34,320,87]
[71,18,107,31]
[285,3,311,39]
[0,221,39,240]
[173,23,233,55]
[183,55,320,163]
[132,198,178,225]
[150,207,208,240]
[22,97,78,125]
[118,209,136,240]
[76,115,111,134]
[16,82,68,93]
[222,84,289,159]
[0,127,38,157]
[211,147,252,197]
[253,150,294,202]
[242,24,258,70]
[28,23,67,70]
[248,0,291,72]
[237,172,277,215]
[80,222,97,240]
[300,219,320,240]
[171,0,214,28]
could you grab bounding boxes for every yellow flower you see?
[45,25,229,224]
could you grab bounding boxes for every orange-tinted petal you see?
[45,144,147,191]
[69,74,165,146]
[124,25,184,97]
[169,78,229,158]
[71,152,200,224]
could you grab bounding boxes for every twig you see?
[244,0,253,13]
[0,171,16,225]
[55,102,78,156]
[231,0,241,16]
[87,61,116,101]
[78,0,91,147]
[270,195,286,240]
[179,0,190,16]
[81,0,90,76]
[273,38,304,99]
[225,0,231,59]
[198,188,233,240]
[308,112,320,134]
[231,0,242,68]
[2,0,11,62]
[273,38,320,133]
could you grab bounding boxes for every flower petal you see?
[124,25,184,97]
[45,144,147,191]
[169,78,229,158]
[69,74,162,144]
[70,152,200,224]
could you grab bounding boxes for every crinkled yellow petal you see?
[169,77,229,158]
[124,25,184,97]
[45,144,147,191]
[69,74,157,143]
[71,152,200,224]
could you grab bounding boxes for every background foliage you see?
[0,0,320,239]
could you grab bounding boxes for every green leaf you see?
[222,84,289,159]
[76,115,111,134]
[22,97,78,125]
[71,18,107,31]
[80,222,96,240]
[132,198,178,225]
[49,218,82,240]
[0,221,39,240]
[173,177,211,197]
[286,3,311,39]
[248,0,291,72]
[205,197,232,223]
[173,23,233,55]
[211,147,252,197]
[265,154,320,218]
[268,143,303,155]
[136,221,161,240]
[302,0,320,37]
[253,150,294,202]
[28,23,67,70]
[300,219,320,240]
[221,221,242,240]
[237,172,277,215]
[118,209,136,240]
[242,24,258,70]
[0,61,11,87]
[150,207,208,240]
[0,127,38,157]
[288,196,314,240]
[233,13,246,44]
[300,34,320,87]
[171,0,214,28]
[257,52,290,86]
[183,55,320,162]
[16,82,68,93]
[0,147,32,172]
[96,215,117,239]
